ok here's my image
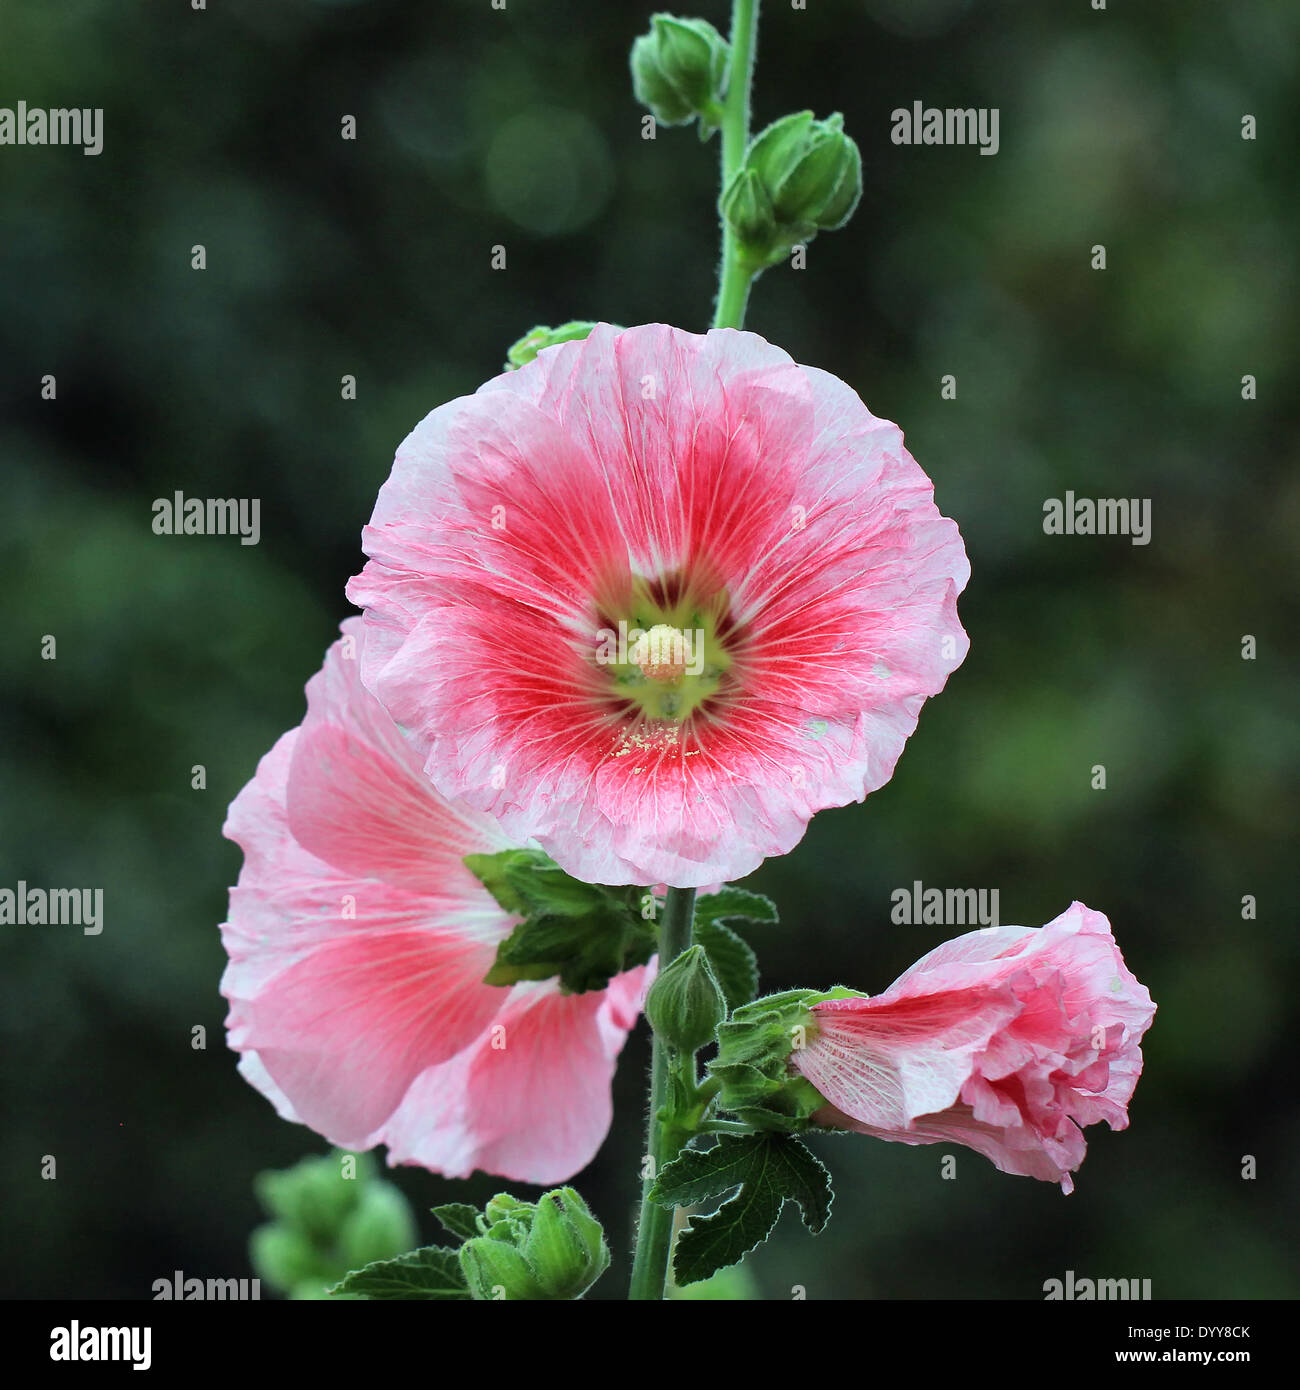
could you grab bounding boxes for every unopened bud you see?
[459,1187,610,1300]
[631,14,729,133]
[722,111,862,267]
[645,944,727,1053]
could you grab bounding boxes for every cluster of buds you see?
[249,1151,418,1300]
[721,111,862,269]
[630,14,862,270]
[459,1189,610,1301]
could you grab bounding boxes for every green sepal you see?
[329,1245,470,1300]
[505,321,614,370]
[708,987,860,1129]
[649,1132,833,1286]
[719,166,776,257]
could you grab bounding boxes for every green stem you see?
[628,885,697,1301]
[712,0,760,331]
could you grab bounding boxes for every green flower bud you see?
[479,1191,535,1245]
[631,14,729,132]
[460,1188,610,1300]
[707,987,862,1129]
[253,1151,370,1244]
[337,1182,419,1272]
[522,1189,610,1298]
[505,321,613,371]
[718,167,778,260]
[645,944,727,1053]
[250,1150,413,1299]
[249,1223,326,1294]
[723,111,862,266]
[460,1238,547,1302]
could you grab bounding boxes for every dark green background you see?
[2,0,1296,1299]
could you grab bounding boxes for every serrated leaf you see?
[763,1136,833,1235]
[651,1135,761,1208]
[673,1174,783,1287]
[329,1245,470,1300]
[695,919,758,1009]
[651,1133,832,1286]
[693,887,778,935]
[430,1203,481,1244]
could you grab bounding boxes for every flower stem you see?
[712,0,760,331]
[628,885,697,1301]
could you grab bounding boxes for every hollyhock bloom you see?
[791,903,1155,1192]
[220,618,649,1185]
[347,322,969,888]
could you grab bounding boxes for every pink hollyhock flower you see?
[219,618,649,1185]
[791,903,1155,1192]
[346,322,969,888]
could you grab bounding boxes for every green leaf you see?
[430,1202,482,1244]
[466,848,609,918]
[463,848,551,915]
[693,887,778,934]
[670,1175,782,1287]
[650,1133,832,1287]
[695,919,759,1009]
[329,1245,470,1300]
[483,907,656,994]
[468,849,656,994]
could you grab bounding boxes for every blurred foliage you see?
[248,1149,418,1299]
[1,0,1297,1300]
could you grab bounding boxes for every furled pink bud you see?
[791,903,1156,1193]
